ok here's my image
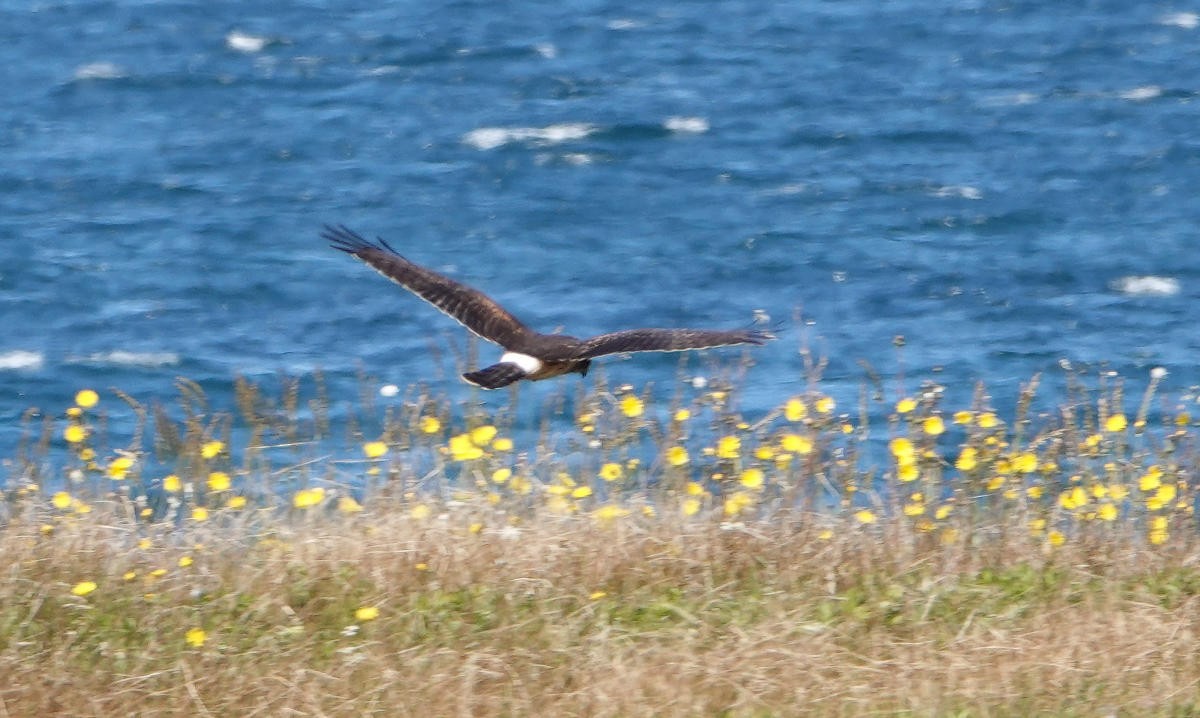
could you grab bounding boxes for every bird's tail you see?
[462,362,527,390]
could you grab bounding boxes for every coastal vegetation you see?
[3,356,1200,715]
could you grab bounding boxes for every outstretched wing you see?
[323,224,534,347]
[570,328,773,360]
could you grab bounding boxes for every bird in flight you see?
[323,225,773,389]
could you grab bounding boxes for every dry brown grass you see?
[4,498,1200,717]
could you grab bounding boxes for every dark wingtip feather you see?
[321,224,372,254]
[744,329,775,345]
[321,224,404,258]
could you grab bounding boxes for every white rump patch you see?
[500,351,543,374]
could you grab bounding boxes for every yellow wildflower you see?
[1048,531,1065,547]
[896,397,917,414]
[666,445,689,467]
[1105,414,1128,433]
[715,435,741,459]
[620,395,644,418]
[470,425,497,446]
[674,408,691,422]
[355,606,379,622]
[572,486,593,498]
[1139,471,1162,492]
[492,437,513,452]
[106,455,134,480]
[955,447,978,471]
[75,389,99,408]
[599,462,623,481]
[163,474,182,493]
[953,410,973,425]
[419,416,441,434]
[682,497,701,516]
[52,491,72,509]
[1059,486,1087,510]
[178,556,193,568]
[594,504,631,521]
[200,440,224,459]
[889,438,915,460]
[71,581,97,596]
[897,460,919,482]
[978,412,999,428]
[723,492,755,516]
[185,628,207,648]
[338,496,363,513]
[854,509,877,524]
[362,441,388,458]
[1098,503,1118,522]
[923,416,945,436]
[1011,452,1038,474]
[292,487,325,509]
[448,433,484,461]
[492,468,512,484]
[227,495,248,509]
[206,471,231,492]
[739,468,765,489]
[781,433,814,455]
[192,507,209,522]
[784,398,807,422]
[410,504,431,520]
[815,396,835,414]
[63,425,87,444]
[686,481,705,496]
[1149,516,1169,545]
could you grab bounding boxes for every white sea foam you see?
[1119,85,1162,101]
[226,30,268,53]
[0,350,45,371]
[1110,275,1180,297]
[664,116,709,134]
[607,19,642,30]
[534,43,557,59]
[67,351,181,367]
[979,92,1039,107]
[462,123,597,150]
[73,61,125,80]
[930,185,982,200]
[1161,12,1199,29]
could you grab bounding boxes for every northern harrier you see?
[324,225,773,389]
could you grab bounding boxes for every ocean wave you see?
[72,61,126,81]
[226,30,269,53]
[462,123,597,150]
[929,185,983,200]
[1119,85,1162,101]
[664,116,709,134]
[1110,275,1180,297]
[1160,12,1198,29]
[66,351,181,368]
[0,350,45,371]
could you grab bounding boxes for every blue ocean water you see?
[3,0,1200,462]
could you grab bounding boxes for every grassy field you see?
[4,363,1200,716]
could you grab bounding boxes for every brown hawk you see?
[324,225,773,389]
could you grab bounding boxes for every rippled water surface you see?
[3,0,1200,457]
